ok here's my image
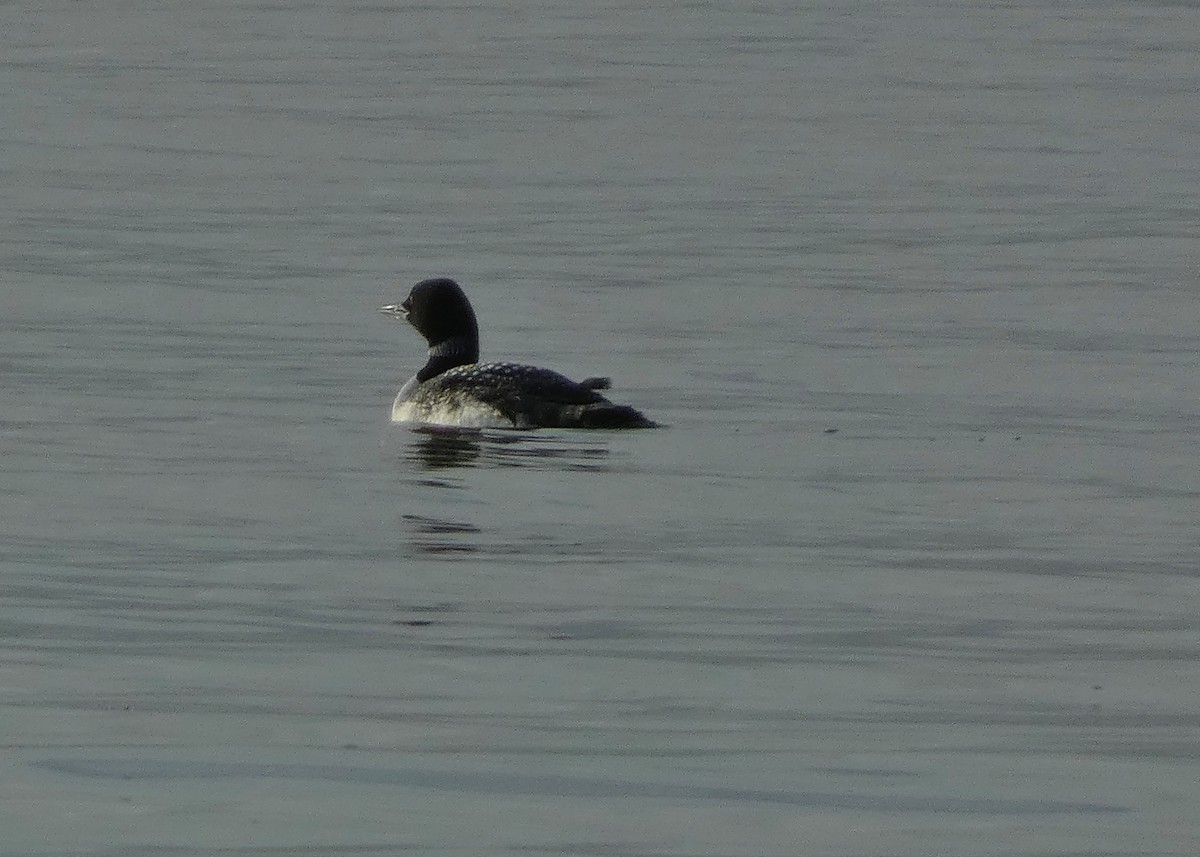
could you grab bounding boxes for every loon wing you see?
[422,365,655,429]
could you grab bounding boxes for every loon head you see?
[381,277,479,347]
[382,277,481,380]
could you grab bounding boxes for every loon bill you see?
[380,278,657,430]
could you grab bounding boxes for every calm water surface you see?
[4,1,1200,855]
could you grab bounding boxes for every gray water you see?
[4,1,1200,854]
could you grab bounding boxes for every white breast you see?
[391,390,513,428]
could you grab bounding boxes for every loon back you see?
[416,362,657,429]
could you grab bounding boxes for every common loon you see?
[381,278,656,429]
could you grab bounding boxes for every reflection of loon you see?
[381,278,656,429]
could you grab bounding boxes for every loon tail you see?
[579,376,612,391]
[556,402,658,429]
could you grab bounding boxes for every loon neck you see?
[418,334,479,381]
